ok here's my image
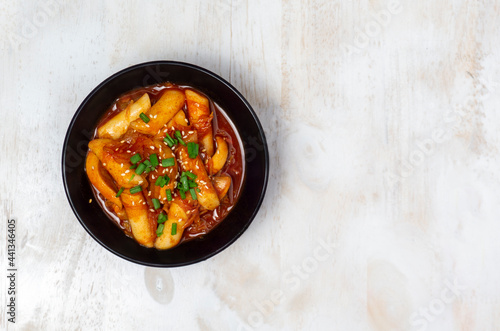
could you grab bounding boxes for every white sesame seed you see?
[120,140,125,143]
[121,173,125,176]
[103,163,107,166]
[146,124,150,127]
[149,209,154,212]
[148,191,151,196]
[132,201,135,205]
[125,170,130,173]
[115,148,119,151]
[121,163,123,167]
[91,166,95,170]
[154,115,157,119]
[150,146,154,150]
[127,150,131,153]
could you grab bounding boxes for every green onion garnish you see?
[161,158,175,167]
[175,130,186,146]
[157,213,167,224]
[130,153,142,164]
[179,190,186,200]
[139,112,150,123]
[130,185,142,194]
[187,142,199,159]
[184,171,197,179]
[129,164,137,169]
[135,163,147,175]
[144,166,152,174]
[128,174,135,182]
[180,176,189,191]
[171,223,177,235]
[188,180,197,188]
[150,154,159,167]
[152,198,161,210]
[155,176,164,187]
[143,159,151,167]
[189,188,197,200]
[116,187,124,197]
[163,134,176,147]
[166,189,172,201]
[196,188,201,193]
[156,223,164,236]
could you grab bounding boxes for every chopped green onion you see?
[196,188,201,193]
[188,180,197,188]
[139,112,150,123]
[187,142,199,159]
[155,176,164,187]
[130,153,142,164]
[166,189,172,201]
[144,166,152,174]
[162,158,175,167]
[143,159,151,167]
[150,153,159,167]
[163,134,176,147]
[129,164,137,169]
[115,187,124,197]
[179,190,186,200]
[155,175,170,187]
[180,176,189,191]
[175,130,186,146]
[135,163,147,175]
[184,171,197,180]
[152,198,161,210]
[156,223,164,236]
[157,213,167,224]
[171,223,177,235]
[130,185,142,194]
[189,188,197,200]
[128,174,135,182]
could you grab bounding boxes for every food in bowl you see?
[85,83,244,249]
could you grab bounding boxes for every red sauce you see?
[90,83,245,245]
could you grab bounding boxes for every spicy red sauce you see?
[90,83,245,244]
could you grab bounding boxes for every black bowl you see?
[62,61,269,267]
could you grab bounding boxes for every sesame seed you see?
[132,201,135,205]
[150,146,154,150]
[120,140,125,143]
[121,173,125,176]
[125,170,130,173]
[121,163,123,167]
[89,199,92,203]
[148,191,151,196]
[149,209,154,212]
[154,115,157,119]
[91,166,95,170]
[115,148,119,151]
[103,163,107,166]
[146,124,150,127]
[127,150,131,153]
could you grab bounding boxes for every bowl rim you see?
[62,60,269,267]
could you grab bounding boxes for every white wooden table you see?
[2,0,500,330]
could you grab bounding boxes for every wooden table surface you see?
[2,0,500,330]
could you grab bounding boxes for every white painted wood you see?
[2,0,500,330]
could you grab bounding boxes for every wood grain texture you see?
[1,0,500,330]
